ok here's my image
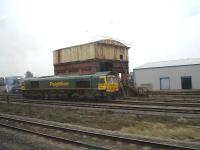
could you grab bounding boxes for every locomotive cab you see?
[98,73,119,94]
[106,75,119,93]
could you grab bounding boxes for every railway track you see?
[9,99,200,114]
[114,99,200,107]
[123,96,200,103]
[1,94,200,118]
[0,113,199,150]
[2,93,200,103]
[0,115,109,150]
[2,93,200,106]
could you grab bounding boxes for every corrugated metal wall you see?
[134,65,200,91]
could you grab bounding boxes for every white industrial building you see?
[134,58,200,91]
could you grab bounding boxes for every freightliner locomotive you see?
[21,72,119,100]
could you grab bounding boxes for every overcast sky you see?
[0,0,200,77]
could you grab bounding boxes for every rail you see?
[1,94,200,118]
[0,113,199,150]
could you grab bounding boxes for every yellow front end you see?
[98,76,107,91]
[106,83,119,92]
[98,75,119,93]
[106,75,119,93]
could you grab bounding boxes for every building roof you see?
[54,39,130,51]
[134,58,200,70]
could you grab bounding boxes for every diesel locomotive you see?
[21,71,119,100]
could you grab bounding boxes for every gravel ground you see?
[0,126,87,150]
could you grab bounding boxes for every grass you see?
[120,122,200,141]
[0,103,200,141]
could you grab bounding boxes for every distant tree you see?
[25,71,34,78]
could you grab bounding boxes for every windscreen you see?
[107,75,118,84]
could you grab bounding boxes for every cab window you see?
[107,76,118,84]
[107,76,113,83]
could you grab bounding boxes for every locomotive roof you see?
[23,71,114,81]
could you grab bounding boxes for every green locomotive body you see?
[21,72,119,99]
